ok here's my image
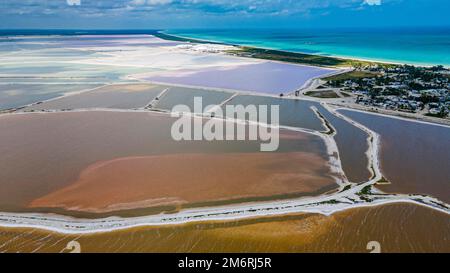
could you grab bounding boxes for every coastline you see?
[156,31,375,68]
[159,31,449,69]
[0,33,449,236]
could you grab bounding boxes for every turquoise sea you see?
[165,28,450,67]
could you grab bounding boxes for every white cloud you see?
[147,0,172,4]
[364,0,382,6]
[130,0,172,5]
[66,0,81,6]
[4,0,388,19]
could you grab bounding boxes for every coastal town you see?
[317,65,450,118]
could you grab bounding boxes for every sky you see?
[1,0,449,29]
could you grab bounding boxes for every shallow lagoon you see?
[0,111,335,214]
[153,86,233,112]
[340,109,450,202]
[0,84,101,110]
[315,105,371,183]
[143,61,337,94]
[224,95,326,131]
[23,84,166,111]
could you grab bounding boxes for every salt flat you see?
[0,34,341,109]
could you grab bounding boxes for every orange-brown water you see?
[0,204,448,253]
[0,111,335,214]
[29,152,334,213]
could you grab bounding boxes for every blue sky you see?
[1,0,449,29]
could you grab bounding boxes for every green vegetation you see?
[324,70,379,81]
[357,185,372,196]
[156,32,399,69]
[305,90,340,98]
[430,200,449,210]
[227,47,386,68]
[369,165,377,181]
[376,177,390,184]
[320,199,339,205]
[154,32,222,44]
[340,185,352,192]
[425,108,449,118]
[314,110,335,135]
[359,196,373,202]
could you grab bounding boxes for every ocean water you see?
[166,28,450,67]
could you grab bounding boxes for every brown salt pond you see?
[0,203,448,253]
[339,109,450,203]
[315,104,371,183]
[0,111,337,215]
[29,152,333,213]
